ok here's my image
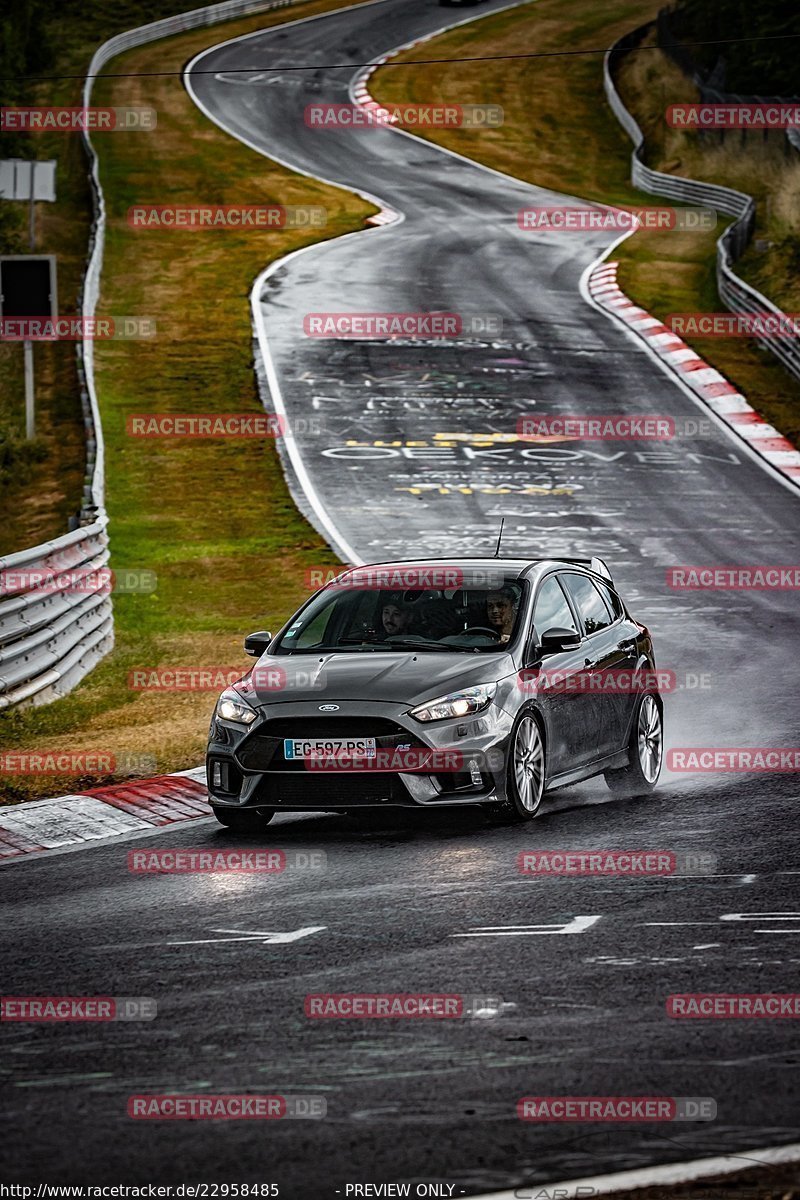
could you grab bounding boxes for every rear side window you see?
[562,573,614,635]
[533,575,578,637]
[597,581,624,620]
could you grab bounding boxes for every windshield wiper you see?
[381,639,466,653]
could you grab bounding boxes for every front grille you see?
[254,718,413,739]
[253,774,408,807]
[236,717,425,774]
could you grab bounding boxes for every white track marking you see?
[167,925,326,945]
[468,1141,800,1200]
[453,916,600,938]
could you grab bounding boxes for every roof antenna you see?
[493,517,505,558]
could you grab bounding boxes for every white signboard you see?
[0,159,57,202]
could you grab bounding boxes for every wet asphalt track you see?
[3,0,800,1192]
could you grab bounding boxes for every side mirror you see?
[539,626,581,654]
[244,630,273,658]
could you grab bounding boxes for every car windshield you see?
[271,569,527,654]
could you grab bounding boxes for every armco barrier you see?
[0,523,112,709]
[605,26,800,384]
[1,0,307,710]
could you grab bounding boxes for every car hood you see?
[248,650,514,708]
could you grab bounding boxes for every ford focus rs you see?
[206,558,663,830]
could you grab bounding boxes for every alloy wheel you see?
[513,715,545,813]
[638,695,663,784]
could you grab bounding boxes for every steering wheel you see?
[462,626,501,641]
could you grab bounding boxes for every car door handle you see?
[584,658,594,668]
[619,638,637,651]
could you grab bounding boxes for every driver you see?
[381,592,413,638]
[486,587,518,644]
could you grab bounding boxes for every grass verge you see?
[0,0,267,553]
[0,0,375,805]
[371,0,800,448]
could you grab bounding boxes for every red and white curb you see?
[0,767,209,860]
[588,260,800,489]
[351,57,398,125]
[350,38,440,229]
[469,1139,800,1200]
[350,14,800,491]
[350,58,401,227]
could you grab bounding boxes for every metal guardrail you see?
[0,525,112,708]
[604,26,800,384]
[1,0,306,710]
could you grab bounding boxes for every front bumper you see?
[206,698,513,810]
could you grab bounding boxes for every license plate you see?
[283,737,377,760]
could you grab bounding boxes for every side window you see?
[533,575,579,638]
[563,573,614,635]
[283,597,336,649]
[597,581,624,621]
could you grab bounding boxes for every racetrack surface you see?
[3,0,800,1193]
[3,794,800,1192]
[185,0,800,774]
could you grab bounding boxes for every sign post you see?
[24,340,35,438]
[0,161,57,439]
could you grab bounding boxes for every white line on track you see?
[468,1140,800,1200]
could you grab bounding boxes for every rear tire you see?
[211,806,275,832]
[604,693,663,797]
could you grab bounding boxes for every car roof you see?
[337,557,614,584]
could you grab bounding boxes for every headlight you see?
[215,687,258,726]
[410,684,496,723]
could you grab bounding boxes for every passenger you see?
[486,587,518,644]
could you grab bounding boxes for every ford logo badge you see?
[318,704,340,712]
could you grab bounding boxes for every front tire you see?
[604,693,663,797]
[502,712,547,821]
[211,806,275,832]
